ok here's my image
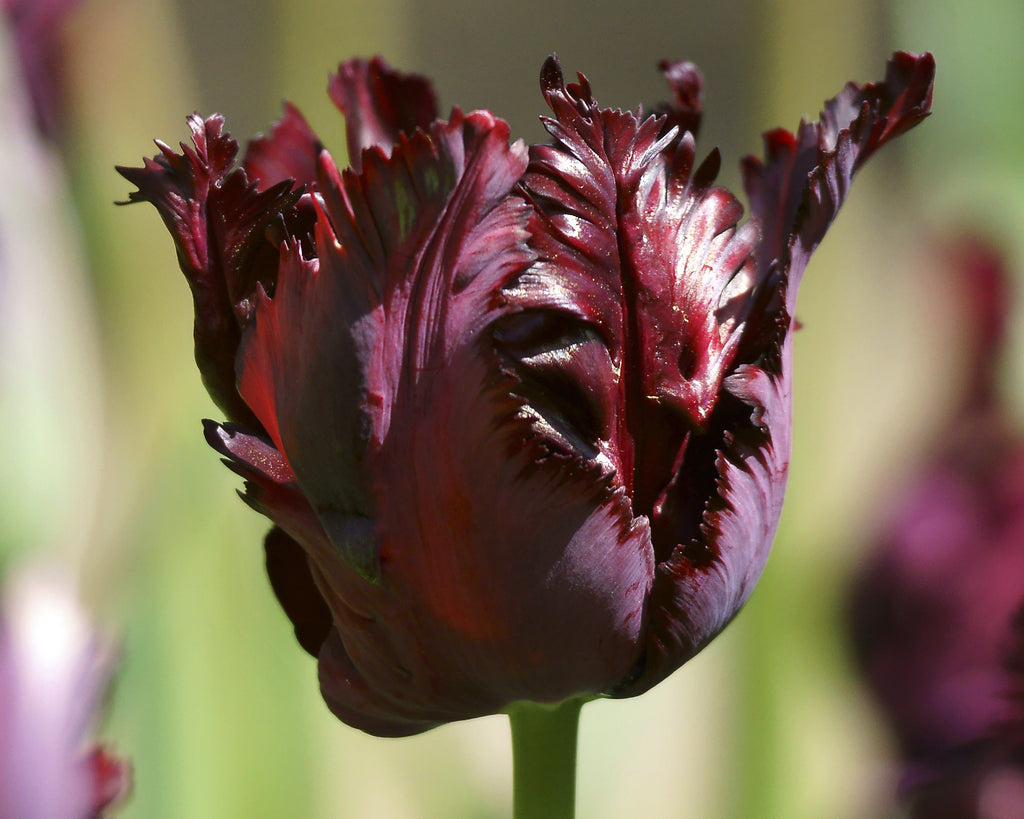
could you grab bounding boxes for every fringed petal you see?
[328,56,439,172]
[618,340,792,694]
[117,115,303,426]
[741,51,935,316]
[653,59,704,140]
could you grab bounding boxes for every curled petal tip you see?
[656,59,704,133]
[328,55,439,169]
[540,55,564,95]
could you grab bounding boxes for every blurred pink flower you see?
[0,565,130,817]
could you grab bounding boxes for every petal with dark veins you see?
[619,339,792,694]
[617,53,933,694]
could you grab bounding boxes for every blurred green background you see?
[2,0,1023,816]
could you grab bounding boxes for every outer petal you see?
[328,56,439,172]
[618,53,934,695]
[117,116,303,426]
[619,336,792,694]
[512,57,763,558]
[202,420,326,556]
[308,355,654,735]
[203,421,333,656]
[238,109,532,575]
[741,51,935,316]
[264,526,333,657]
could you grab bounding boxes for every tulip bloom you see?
[120,52,933,736]
[849,238,1024,811]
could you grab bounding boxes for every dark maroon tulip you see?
[848,238,1024,812]
[120,52,933,736]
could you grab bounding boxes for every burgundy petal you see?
[236,105,657,732]
[620,346,792,694]
[202,419,327,550]
[328,56,439,172]
[613,53,933,695]
[237,108,532,578]
[117,116,303,427]
[264,526,333,657]
[204,421,335,656]
[306,356,653,734]
[512,56,763,557]
[741,51,935,316]
[243,102,323,191]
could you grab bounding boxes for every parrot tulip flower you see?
[120,52,933,736]
[849,238,1024,812]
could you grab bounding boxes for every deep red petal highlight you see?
[238,108,532,579]
[513,57,764,563]
[619,52,933,695]
[328,56,439,172]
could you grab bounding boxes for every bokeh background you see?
[2,0,1023,816]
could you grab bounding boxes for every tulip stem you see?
[507,697,584,819]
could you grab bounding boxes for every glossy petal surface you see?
[624,51,935,694]
[243,102,323,191]
[124,52,934,736]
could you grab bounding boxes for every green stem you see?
[507,698,584,819]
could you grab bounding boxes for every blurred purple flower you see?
[120,53,933,736]
[1,0,81,137]
[894,606,1024,819]
[0,565,130,818]
[849,237,1024,814]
